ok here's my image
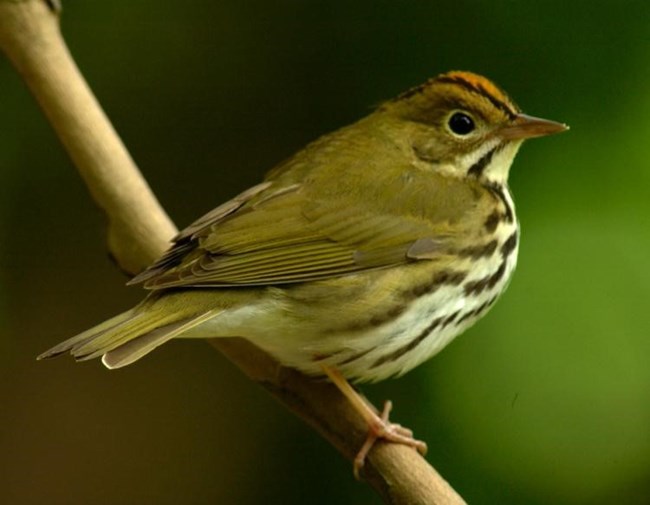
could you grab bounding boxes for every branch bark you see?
[0,2,466,503]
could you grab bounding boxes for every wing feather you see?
[132,166,489,289]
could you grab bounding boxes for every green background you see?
[1,1,649,504]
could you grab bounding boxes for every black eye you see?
[448,112,475,135]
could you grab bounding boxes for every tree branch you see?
[0,2,466,503]
[0,0,175,274]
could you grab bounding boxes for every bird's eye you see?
[447,112,475,136]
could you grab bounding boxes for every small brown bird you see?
[40,71,567,475]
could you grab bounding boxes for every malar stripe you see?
[468,147,496,177]
[436,76,518,120]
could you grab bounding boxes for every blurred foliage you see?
[1,1,649,504]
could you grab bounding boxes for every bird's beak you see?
[499,113,569,141]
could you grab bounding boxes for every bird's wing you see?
[131,173,485,288]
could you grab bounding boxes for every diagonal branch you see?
[0,2,466,503]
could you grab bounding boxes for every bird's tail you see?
[38,294,222,369]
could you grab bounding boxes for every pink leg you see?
[321,364,427,479]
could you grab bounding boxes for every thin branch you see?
[0,2,466,503]
[0,0,175,274]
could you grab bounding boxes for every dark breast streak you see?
[362,185,517,375]
[328,184,517,375]
[367,232,516,372]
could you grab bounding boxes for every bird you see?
[39,70,567,476]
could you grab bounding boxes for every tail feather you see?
[73,312,158,361]
[37,309,138,360]
[38,303,221,368]
[102,310,220,369]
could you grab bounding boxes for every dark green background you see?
[1,1,649,504]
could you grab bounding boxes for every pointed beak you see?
[499,113,569,141]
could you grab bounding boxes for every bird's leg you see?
[320,364,427,479]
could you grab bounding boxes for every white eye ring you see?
[447,111,476,136]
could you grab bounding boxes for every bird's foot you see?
[353,399,427,479]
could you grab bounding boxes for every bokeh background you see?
[1,1,649,504]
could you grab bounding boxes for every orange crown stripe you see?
[444,71,509,104]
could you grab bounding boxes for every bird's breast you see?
[314,188,520,383]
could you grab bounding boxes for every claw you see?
[353,400,427,479]
[320,364,427,479]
